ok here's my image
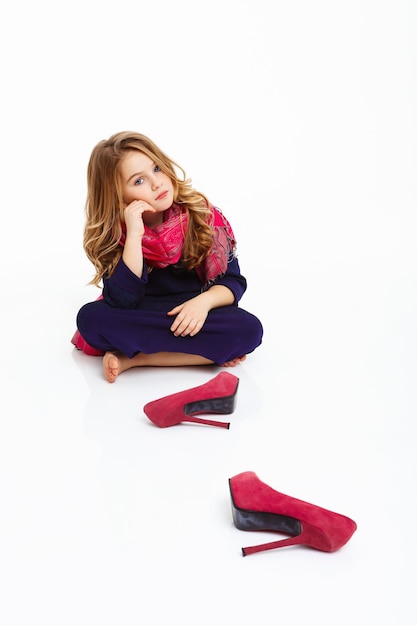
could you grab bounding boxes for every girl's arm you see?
[196,284,235,308]
[167,287,232,337]
[121,199,156,278]
[208,258,247,303]
[167,258,247,337]
[102,258,148,309]
[122,231,144,279]
[102,200,155,308]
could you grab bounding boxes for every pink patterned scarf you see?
[121,204,236,284]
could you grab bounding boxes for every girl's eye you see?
[134,177,144,186]
[154,165,161,173]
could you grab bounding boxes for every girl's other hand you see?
[167,298,210,337]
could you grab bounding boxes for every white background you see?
[1,1,416,624]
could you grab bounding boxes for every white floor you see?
[1,2,416,625]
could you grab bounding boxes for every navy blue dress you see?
[76,256,263,364]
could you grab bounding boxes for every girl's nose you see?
[151,177,161,191]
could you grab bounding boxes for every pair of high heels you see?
[143,373,357,555]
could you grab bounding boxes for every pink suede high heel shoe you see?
[143,372,239,428]
[229,471,357,556]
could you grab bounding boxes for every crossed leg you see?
[103,351,246,383]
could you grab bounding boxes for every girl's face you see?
[120,150,174,214]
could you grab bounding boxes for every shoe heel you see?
[181,415,231,429]
[241,521,332,556]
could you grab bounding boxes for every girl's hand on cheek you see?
[124,200,155,237]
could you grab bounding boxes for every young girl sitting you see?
[72,131,263,383]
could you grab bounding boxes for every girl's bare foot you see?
[103,351,133,383]
[221,355,246,367]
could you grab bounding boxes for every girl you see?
[72,131,263,383]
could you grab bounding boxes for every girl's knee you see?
[243,311,264,345]
[76,302,99,337]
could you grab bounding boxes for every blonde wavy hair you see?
[83,131,215,287]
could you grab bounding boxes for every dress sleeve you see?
[102,258,149,308]
[208,257,247,304]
